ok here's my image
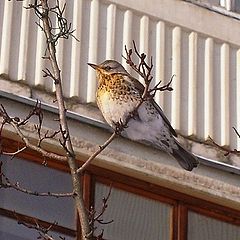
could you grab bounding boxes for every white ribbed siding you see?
[0,0,240,150]
[0,0,13,74]
[121,10,133,72]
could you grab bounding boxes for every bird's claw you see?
[114,119,128,135]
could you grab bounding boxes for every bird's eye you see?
[105,66,112,71]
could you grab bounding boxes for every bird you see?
[88,60,199,171]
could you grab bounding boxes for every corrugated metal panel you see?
[0,0,239,150]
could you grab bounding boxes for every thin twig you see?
[233,127,240,139]
[10,120,67,162]
[93,185,113,225]
[208,136,240,156]
[0,173,74,198]
[0,104,67,162]
[37,130,60,147]
[2,146,27,157]
[17,217,57,240]
[88,184,113,239]
[149,74,174,96]
[77,132,117,174]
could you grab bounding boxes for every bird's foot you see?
[114,119,128,135]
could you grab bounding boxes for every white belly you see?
[97,91,139,128]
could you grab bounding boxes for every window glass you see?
[235,1,240,12]
[189,0,240,12]
[94,182,172,240]
[0,215,75,240]
[190,0,220,5]
[188,211,240,240]
[0,156,75,229]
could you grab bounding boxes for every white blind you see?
[94,182,172,240]
[188,211,240,240]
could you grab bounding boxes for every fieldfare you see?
[88,60,199,171]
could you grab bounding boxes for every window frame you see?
[87,165,240,239]
[184,0,240,17]
[1,137,240,240]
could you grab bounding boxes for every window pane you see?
[188,211,240,240]
[235,1,240,13]
[0,215,75,240]
[94,182,172,240]
[0,156,75,229]
[190,0,220,5]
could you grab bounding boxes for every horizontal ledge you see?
[1,90,240,176]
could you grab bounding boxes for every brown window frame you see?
[1,137,240,240]
[87,165,240,239]
[0,138,78,239]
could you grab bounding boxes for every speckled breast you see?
[96,73,141,128]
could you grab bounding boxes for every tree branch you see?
[0,172,74,198]
[2,146,27,158]
[233,127,240,139]
[208,136,240,156]
[12,120,67,162]
[123,40,174,95]
[32,0,91,238]
[77,132,117,174]
[16,217,58,240]
[88,185,113,239]
[0,104,67,162]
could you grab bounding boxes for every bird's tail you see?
[171,142,199,171]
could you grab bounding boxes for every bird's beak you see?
[87,63,99,70]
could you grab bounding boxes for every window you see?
[0,215,75,240]
[0,153,77,239]
[188,211,240,240]
[1,137,240,239]
[89,167,240,240]
[94,182,172,239]
[186,0,240,13]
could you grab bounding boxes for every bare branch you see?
[77,132,117,174]
[208,136,240,156]
[2,146,27,159]
[93,185,113,225]
[233,127,240,139]
[37,129,60,148]
[26,0,79,45]
[0,103,67,162]
[88,185,113,239]
[123,40,173,96]
[43,68,58,83]
[0,172,74,198]
[122,41,153,82]
[32,0,91,238]
[1,1,91,239]
[16,217,58,240]
[17,100,43,127]
[12,120,67,162]
[149,74,174,95]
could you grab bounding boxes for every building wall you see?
[0,0,240,152]
[1,1,240,239]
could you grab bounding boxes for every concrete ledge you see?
[1,95,240,211]
[0,76,31,97]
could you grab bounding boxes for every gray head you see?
[88,60,128,75]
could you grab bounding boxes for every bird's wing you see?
[151,100,177,137]
[127,75,145,93]
[125,74,177,137]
